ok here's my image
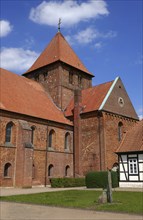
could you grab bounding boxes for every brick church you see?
[0,31,138,187]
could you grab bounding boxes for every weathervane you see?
[58,18,61,32]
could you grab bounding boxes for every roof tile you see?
[65,81,113,116]
[116,120,143,153]
[0,68,72,125]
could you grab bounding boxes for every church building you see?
[0,31,138,187]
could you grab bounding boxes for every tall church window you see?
[4,163,12,177]
[69,72,73,84]
[118,122,123,141]
[48,164,54,176]
[48,129,56,148]
[43,72,48,81]
[34,73,39,81]
[64,132,71,150]
[32,164,35,179]
[31,126,35,144]
[65,165,70,177]
[78,75,82,86]
[5,122,13,143]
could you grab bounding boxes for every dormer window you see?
[69,72,73,84]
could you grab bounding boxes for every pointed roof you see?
[65,80,113,116]
[116,120,143,153]
[24,32,93,76]
[0,68,72,125]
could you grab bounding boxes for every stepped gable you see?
[0,68,72,125]
[116,120,143,153]
[65,80,113,116]
[24,32,93,76]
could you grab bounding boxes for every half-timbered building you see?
[116,120,143,188]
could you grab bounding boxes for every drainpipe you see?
[44,125,48,187]
[98,112,102,171]
[73,89,82,176]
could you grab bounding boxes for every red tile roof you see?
[0,68,72,125]
[116,120,143,153]
[65,81,113,116]
[24,32,93,76]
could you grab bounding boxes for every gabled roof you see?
[24,32,93,76]
[0,68,72,125]
[65,80,113,116]
[116,120,143,153]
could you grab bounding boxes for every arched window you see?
[48,164,54,176]
[112,162,119,172]
[69,72,73,84]
[65,165,70,177]
[118,122,123,141]
[5,122,13,143]
[32,164,35,179]
[31,126,35,144]
[78,75,82,86]
[64,132,71,150]
[4,163,12,177]
[48,130,56,148]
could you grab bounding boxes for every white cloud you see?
[0,47,39,73]
[137,107,143,120]
[66,27,117,45]
[103,30,117,38]
[95,42,103,49]
[29,0,109,27]
[74,28,99,44]
[0,20,13,37]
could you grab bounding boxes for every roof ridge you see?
[82,80,114,92]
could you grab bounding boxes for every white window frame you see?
[128,158,138,174]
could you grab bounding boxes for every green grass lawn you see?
[0,190,143,214]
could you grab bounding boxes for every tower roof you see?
[24,32,93,76]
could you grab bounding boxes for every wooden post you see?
[107,170,112,203]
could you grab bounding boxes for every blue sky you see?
[0,0,142,118]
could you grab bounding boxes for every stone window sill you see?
[64,149,70,152]
[48,147,54,152]
[4,142,15,148]
[4,176,12,179]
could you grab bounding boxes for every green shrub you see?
[85,171,119,188]
[50,177,85,188]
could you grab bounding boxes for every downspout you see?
[44,125,48,187]
[73,89,82,176]
[98,112,102,171]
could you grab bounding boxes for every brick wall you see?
[0,114,74,187]
[74,111,137,176]
[103,112,137,169]
[25,62,92,110]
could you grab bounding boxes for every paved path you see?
[1,201,142,220]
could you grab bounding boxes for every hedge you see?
[85,171,119,188]
[50,177,85,188]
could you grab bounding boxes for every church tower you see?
[23,32,94,110]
